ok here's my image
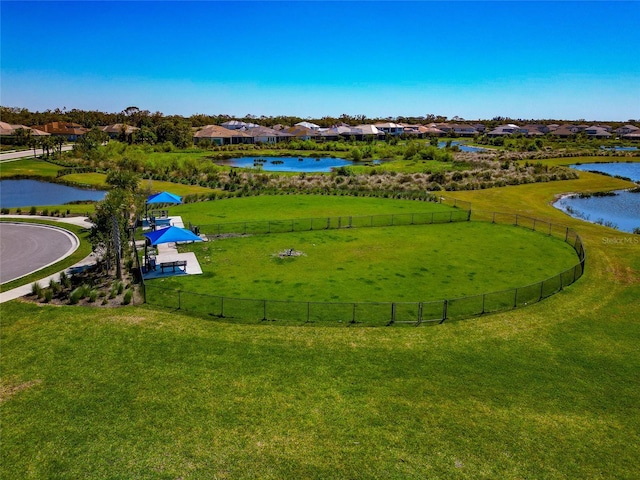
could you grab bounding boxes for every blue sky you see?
[1,1,639,120]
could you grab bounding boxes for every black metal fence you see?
[194,208,472,238]
[144,210,585,326]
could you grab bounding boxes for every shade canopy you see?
[147,191,182,205]
[144,226,202,246]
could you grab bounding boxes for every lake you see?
[215,156,377,173]
[0,179,107,208]
[554,162,640,233]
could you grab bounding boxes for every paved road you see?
[0,145,74,162]
[0,222,79,284]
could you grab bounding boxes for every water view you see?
[554,162,640,233]
[0,179,107,208]
[215,156,375,172]
[438,141,487,153]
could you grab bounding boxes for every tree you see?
[13,127,32,146]
[90,171,142,280]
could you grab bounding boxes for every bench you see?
[159,260,187,273]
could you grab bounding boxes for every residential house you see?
[33,121,88,141]
[521,124,549,135]
[284,125,321,141]
[584,126,612,138]
[294,121,321,131]
[100,123,139,140]
[221,120,260,130]
[374,122,404,136]
[243,126,293,144]
[486,124,526,136]
[615,124,639,136]
[193,125,252,145]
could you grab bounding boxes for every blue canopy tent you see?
[144,225,202,246]
[147,191,182,205]
[143,225,203,273]
[145,191,182,227]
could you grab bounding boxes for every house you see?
[353,124,385,140]
[100,123,139,139]
[549,125,580,137]
[521,124,549,135]
[221,120,260,130]
[615,124,639,135]
[294,121,321,131]
[284,125,321,140]
[0,122,50,139]
[33,121,88,141]
[486,124,525,136]
[243,126,293,144]
[584,126,612,138]
[193,125,252,145]
[449,124,478,137]
[374,122,404,136]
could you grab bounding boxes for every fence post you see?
[515,214,519,226]
[513,288,518,308]
[539,281,544,301]
[559,273,563,291]
[467,210,471,221]
[533,219,536,231]
[440,300,448,324]
[221,296,224,317]
[417,302,423,326]
[548,223,552,236]
[389,303,396,325]
[391,214,395,226]
[352,303,356,324]
[263,299,267,321]
[307,302,310,323]
[178,290,181,310]
[565,227,569,242]
[482,294,485,314]
[492,212,496,224]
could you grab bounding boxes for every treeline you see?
[2,106,634,130]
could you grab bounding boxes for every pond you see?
[215,156,379,173]
[554,162,640,233]
[438,141,487,153]
[0,179,107,208]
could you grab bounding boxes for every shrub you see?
[41,208,48,216]
[69,287,84,305]
[89,290,98,303]
[29,206,37,215]
[122,289,133,305]
[31,282,43,298]
[1,208,9,214]
[43,289,53,303]
[59,271,71,288]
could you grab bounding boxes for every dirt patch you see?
[273,248,306,259]
[0,379,43,403]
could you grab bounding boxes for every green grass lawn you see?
[173,194,457,226]
[1,161,639,478]
[0,158,62,178]
[155,222,578,304]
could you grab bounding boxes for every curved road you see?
[0,222,79,284]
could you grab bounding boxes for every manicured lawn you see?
[172,194,457,226]
[155,221,578,304]
[1,161,639,479]
[0,159,62,178]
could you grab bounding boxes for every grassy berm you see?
[1,167,639,479]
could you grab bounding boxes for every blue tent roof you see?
[143,226,202,246]
[147,191,182,204]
